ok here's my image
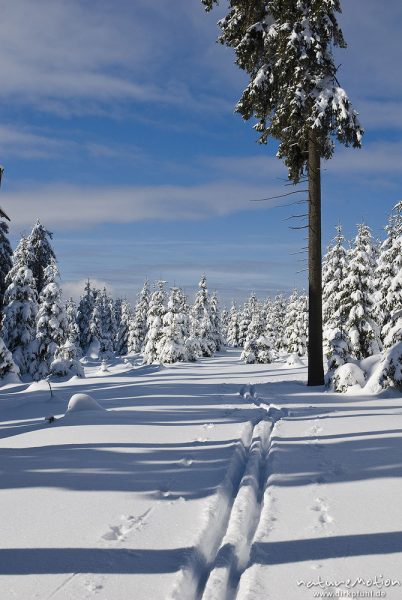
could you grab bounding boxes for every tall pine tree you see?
[201,0,363,385]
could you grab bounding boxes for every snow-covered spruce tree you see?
[89,288,115,358]
[375,202,402,347]
[241,306,274,364]
[31,264,68,380]
[220,307,229,343]
[113,297,122,330]
[106,294,118,353]
[190,275,215,357]
[143,281,167,364]
[269,294,287,353]
[157,287,190,363]
[25,220,56,295]
[1,267,38,376]
[0,221,13,318]
[238,293,258,347]
[201,0,363,385]
[210,292,224,352]
[65,298,80,350]
[283,290,308,356]
[175,287,198,361]
[5,235,32,288]
[127,280,150,354]
[322,224,349,348]
[50,296,83,378]
[226,303,240,347]
[342,224,381,360]
[0,337,19,379]
[262,299,278,360]
[115,299,132,356]
[324,327,352,388]
[77,281,98,353]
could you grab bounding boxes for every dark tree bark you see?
[307,133,324,386]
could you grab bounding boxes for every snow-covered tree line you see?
[0,203,401,391]
[323,202,402,391]
[0,220,83,380]
[0,223,228,378]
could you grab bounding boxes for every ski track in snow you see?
[170,383,289,600]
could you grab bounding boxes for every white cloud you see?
[0,0,232,117]
[329,141,402,175]
[0,123,145,162]
[0,125,70,159]
[1,139,400,231]
[1,180,289,230]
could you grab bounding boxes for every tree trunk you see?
[307,133,324,386]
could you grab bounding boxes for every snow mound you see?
[286,353,303,367]
[67,393,105,413]
[332,362,366,393]
[26,380,51,392]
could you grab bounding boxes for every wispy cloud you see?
[2,138,400,230]
[1,180,288,229]
[329,141,402,175]
[0,1,232,117]
[0,123,145,162]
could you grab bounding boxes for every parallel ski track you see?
[170,384,283,600]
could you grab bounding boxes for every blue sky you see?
[1,0,401,305]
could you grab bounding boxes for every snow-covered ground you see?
[1,349,402,600]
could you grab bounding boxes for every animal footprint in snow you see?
[102,525,122,541]
[309,424,323,436]
[102,509,152,541]
[312,497,334,527]
[319,512,334,524]
[85,581,104,593]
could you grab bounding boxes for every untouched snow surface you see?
[0,349,402,600]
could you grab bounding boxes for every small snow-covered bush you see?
[371,342,402,391]
[286,353,303,367]
[50,358,84,379]
[241,339,257,363]
[326,328,351,371]
[50,340,84,378]
[331,362,366,393]
[255,335,275,363]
